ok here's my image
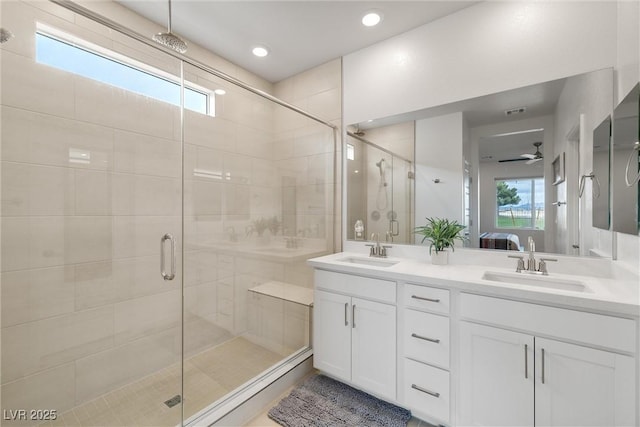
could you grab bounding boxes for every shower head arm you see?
[167,0,173,33]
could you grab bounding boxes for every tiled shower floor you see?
[38,337,283,427]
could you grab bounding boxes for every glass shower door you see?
[1,2,183,425]
[181,62,334,423]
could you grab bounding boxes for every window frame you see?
[35,23,214,116]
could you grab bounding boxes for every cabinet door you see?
[535,338,636,427]
[459,322,534,427]
[351,297,397,401]
[313,290,351,381]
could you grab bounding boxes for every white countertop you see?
[308,251,640,317]
[190,239,329,263]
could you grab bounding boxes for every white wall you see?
[344,1,616,125]
[414,112,464,243]
[615,0,640,106]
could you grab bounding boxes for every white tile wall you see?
[1,364,77,420]
[2,306,114,382]
[1,266,75,327]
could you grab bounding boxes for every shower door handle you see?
[160,233,176,281]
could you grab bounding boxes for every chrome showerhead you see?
[153,0,187,53]
[0,28,14,44]
[352,126,365,136]
[153,31,187,53]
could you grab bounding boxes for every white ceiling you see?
[479,130,545,164]
[116,1,477,83]
[351,76,568,163]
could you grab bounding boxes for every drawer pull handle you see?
[411,333,440,344]
[411,295,440,303]
[411,384,440,398]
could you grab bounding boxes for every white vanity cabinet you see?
[313,270,397,401]
[309,253,638,427]
[459,293,637,427]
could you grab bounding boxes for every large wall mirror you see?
[346,68,614,256]
[611,83,639,235]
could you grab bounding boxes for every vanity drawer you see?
[404,283,450,315]
[403,358,450,424]
[404,309,449,369]
[315,269,395,304]
[460,293,636,353]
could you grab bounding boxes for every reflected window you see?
[496,178,545,230]
[35,30,212,115]
[346,143,355,160]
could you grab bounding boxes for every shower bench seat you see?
[249,281,314,307]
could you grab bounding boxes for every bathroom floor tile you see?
[35,337,283,427]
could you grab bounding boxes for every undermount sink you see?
[482,271,590,293]
[337,256,399,268]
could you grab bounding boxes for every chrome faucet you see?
[226,226,238,242]
[527,236,537,272]
[508,236,557,275]
[365,233,392,258]
[285,236,301,248]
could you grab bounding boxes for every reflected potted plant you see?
[267,216,281,237]
[247,217,270,245]
[414,217,466,265]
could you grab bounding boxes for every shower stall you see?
[346,131,414,244]
[0,1,336,425]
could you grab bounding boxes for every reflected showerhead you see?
[153,0,187,53]
[352,125,365,136]
[0,28,14,44]
[153,32,187,53]
[376,159,385,168]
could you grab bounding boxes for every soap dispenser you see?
[354,220,364,240]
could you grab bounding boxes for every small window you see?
[346,143,355,160]
[35,30,212,116]
[496,178,545,230]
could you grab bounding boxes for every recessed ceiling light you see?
[362,11,382,27]
[252,46,269,57]
[214,89,226,95]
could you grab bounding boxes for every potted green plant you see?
[414,217,466,265]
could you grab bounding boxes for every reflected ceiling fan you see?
[499,142,543,164]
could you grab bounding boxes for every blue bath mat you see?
[268,374,411,427]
